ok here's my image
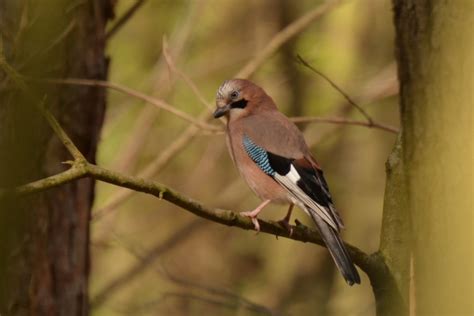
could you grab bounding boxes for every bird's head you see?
[213,79,276,121]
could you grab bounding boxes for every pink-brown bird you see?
[213,79,360,285]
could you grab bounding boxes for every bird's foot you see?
[277,204,294,236]
[240,211,261,232]
[240,199,271,233]
[277,218,293,236]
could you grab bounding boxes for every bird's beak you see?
[213,103,231,118]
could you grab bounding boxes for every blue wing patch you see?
[242,135,275,176]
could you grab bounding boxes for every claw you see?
[278,204,294,236]
[278,218,293,236]
[241,211,261,232]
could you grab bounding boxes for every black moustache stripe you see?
[230,99,248,109]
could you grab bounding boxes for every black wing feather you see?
[267,152,333,207]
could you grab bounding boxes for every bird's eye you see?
[230,91,239,99]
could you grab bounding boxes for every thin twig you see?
[106,0,147,40]
[36,100,86,161]
[102,227,279,315]
[92,110,209,220]
[91,219,206,308]
[162,36,215,113]
[158,265,278,315]
[110,2,200,172]
[17,19,77,70]
[0,52,27,90]
[93,110,208,220]
[236,0,339,79]
[296,54,374,125]
[112,107,159,172]
[1,18,77,88]
[41,78,221,131]
[162,292,276,315]
[117,293,240,315]
[291,116,399,134]
[2,161,88,195]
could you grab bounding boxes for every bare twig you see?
[162,292,275,315]
[18,19,77,70]
[91,219,206,308]
[111,107,158,172]
[123,291,276,316]
[42,78,221,131]
[291,116,399,134]
[41,19,77,55]
[93,110,208,220]
[36,100,86,161]
[111,2,200,172]
[98,226,278,315]
[162,37,215,113]
[4,161,88,195]
[158,265,278,315]
[106,0,147,40]
[358,62,399,102]
[0,52,27,90]
[236,0,339,79]
[296,54,374,125]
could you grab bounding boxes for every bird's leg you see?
[278,204,294,236]
[241,199,271,232]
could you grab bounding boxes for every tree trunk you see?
[0,1,114,315]
[393,1,473,315]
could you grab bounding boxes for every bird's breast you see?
[226,123,290,203]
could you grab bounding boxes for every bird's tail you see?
[308,207,361,285]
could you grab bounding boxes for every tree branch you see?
[162,37,215,113]
[36,100,86,161]
[290,116,399,134]
[4,161,88,195]
[106,0,147,40]
[236,0,339,79]
[92,110,208,220]
[10,158,376,274]
[91,219,206,308]
[41,78,221,131]
[296,54,374,125]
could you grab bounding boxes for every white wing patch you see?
[274,166,338,231]
[286,165,301,183]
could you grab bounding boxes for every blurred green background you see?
[90,1,399,315]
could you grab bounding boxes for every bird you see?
[213,79,361,285]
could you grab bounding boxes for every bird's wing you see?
[271,153,343,231]
[241,110,309,158]
[241,113,344,230]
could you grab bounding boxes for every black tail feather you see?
[309,209,361,285]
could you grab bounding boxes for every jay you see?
[213,79,360,285]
